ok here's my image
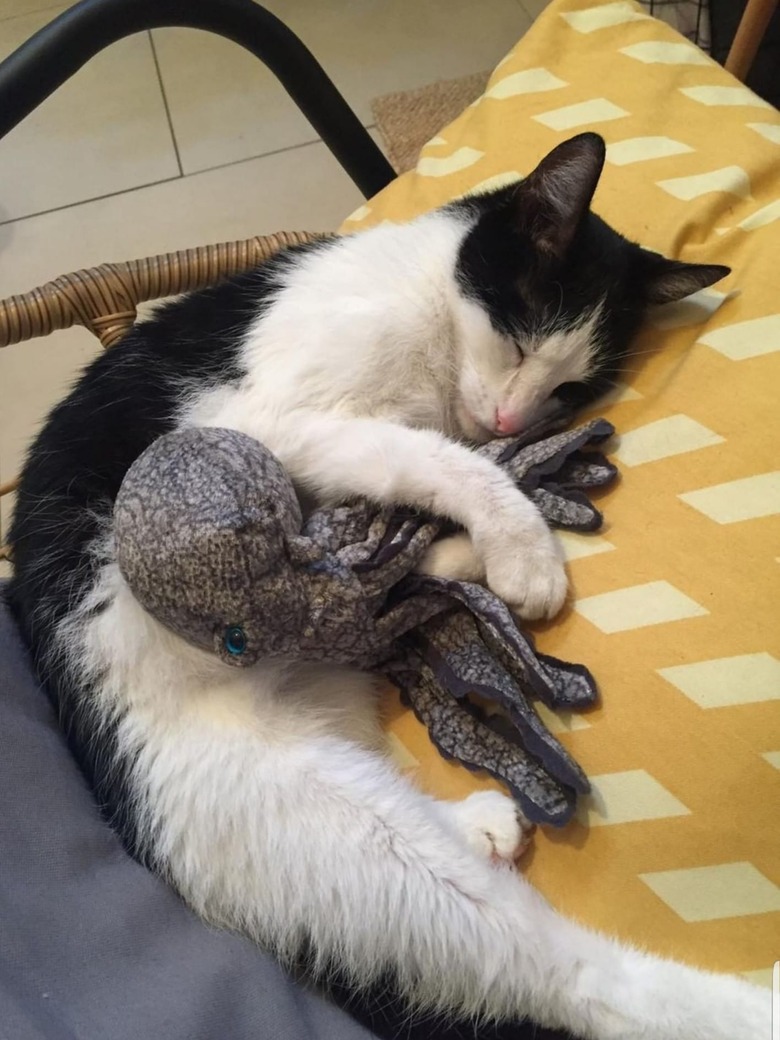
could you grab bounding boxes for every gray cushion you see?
[0,586,375,1040]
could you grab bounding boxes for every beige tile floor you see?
[0,0,546,568]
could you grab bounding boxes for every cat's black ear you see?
[512,133,606,260]
[639,251,731,305]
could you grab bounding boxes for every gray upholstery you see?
[0,587,375,1040]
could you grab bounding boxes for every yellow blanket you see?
[341,0,780,986]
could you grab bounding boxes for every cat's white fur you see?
[58,209,768,1038]
[186,213,576,617]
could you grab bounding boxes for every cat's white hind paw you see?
[449,791,535,864]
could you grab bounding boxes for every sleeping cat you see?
[8,133,767,1039]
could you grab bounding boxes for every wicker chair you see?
[0,232,329,559]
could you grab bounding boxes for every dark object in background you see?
[640,0,779,105]
[711,0,780,105]
[642,0,711,50]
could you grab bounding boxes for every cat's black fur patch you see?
[452,134,727,408]
[454,187,657,406]
[7,239,331,855]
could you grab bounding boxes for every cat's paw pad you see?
[450,791,535,864]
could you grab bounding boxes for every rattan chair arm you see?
[0,230,323,349]
[0,229,323,560]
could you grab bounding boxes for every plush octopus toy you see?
[114,415,617,827]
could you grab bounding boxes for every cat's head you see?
[449,132,729,441]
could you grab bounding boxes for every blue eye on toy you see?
[223,625,247,656]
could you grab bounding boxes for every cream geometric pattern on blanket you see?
[748,121,780,143]
[650,286,729,328]
[561,1,649,32]
[699,314,780,359]
[606,135,693,165]
[619,40,711,65]
[657,165,752,200]
[678,473,780,524]
[578,769,691,825]
[640,863,780,921]
[415,146,484,177]
[483,68,567,98]
[680,84,773,108]
[613,414,725,466]
[658,653,780,707]
[576,580,709,632]
[341,0,780,987]
[533,97,628,129]
[737,199,780,231]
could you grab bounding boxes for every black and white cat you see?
[8,134,766,1039]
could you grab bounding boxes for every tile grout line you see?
[147,30,184,179]
[0,129,379,228]
[0,176,183,228]
[191,123,380,178]
[193,136,324,178]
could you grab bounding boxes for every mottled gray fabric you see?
[388,656,578,825]
[115,427,313,663]
[116,428,447,669]
[115,418,617,824]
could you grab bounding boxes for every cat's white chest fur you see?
[186,215,467,444]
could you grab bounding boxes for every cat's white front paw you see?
[416,533,485,582]
[448,791,535,864]
[482,525,568,620]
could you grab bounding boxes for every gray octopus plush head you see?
[114,417,617,825]
[116,429,312,662]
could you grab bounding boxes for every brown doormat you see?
[371,71,490,174]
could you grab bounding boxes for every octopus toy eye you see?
[223,625,248,656]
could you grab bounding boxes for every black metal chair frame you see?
[0,0,396,200]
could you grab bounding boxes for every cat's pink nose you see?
[494,407,523,436]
